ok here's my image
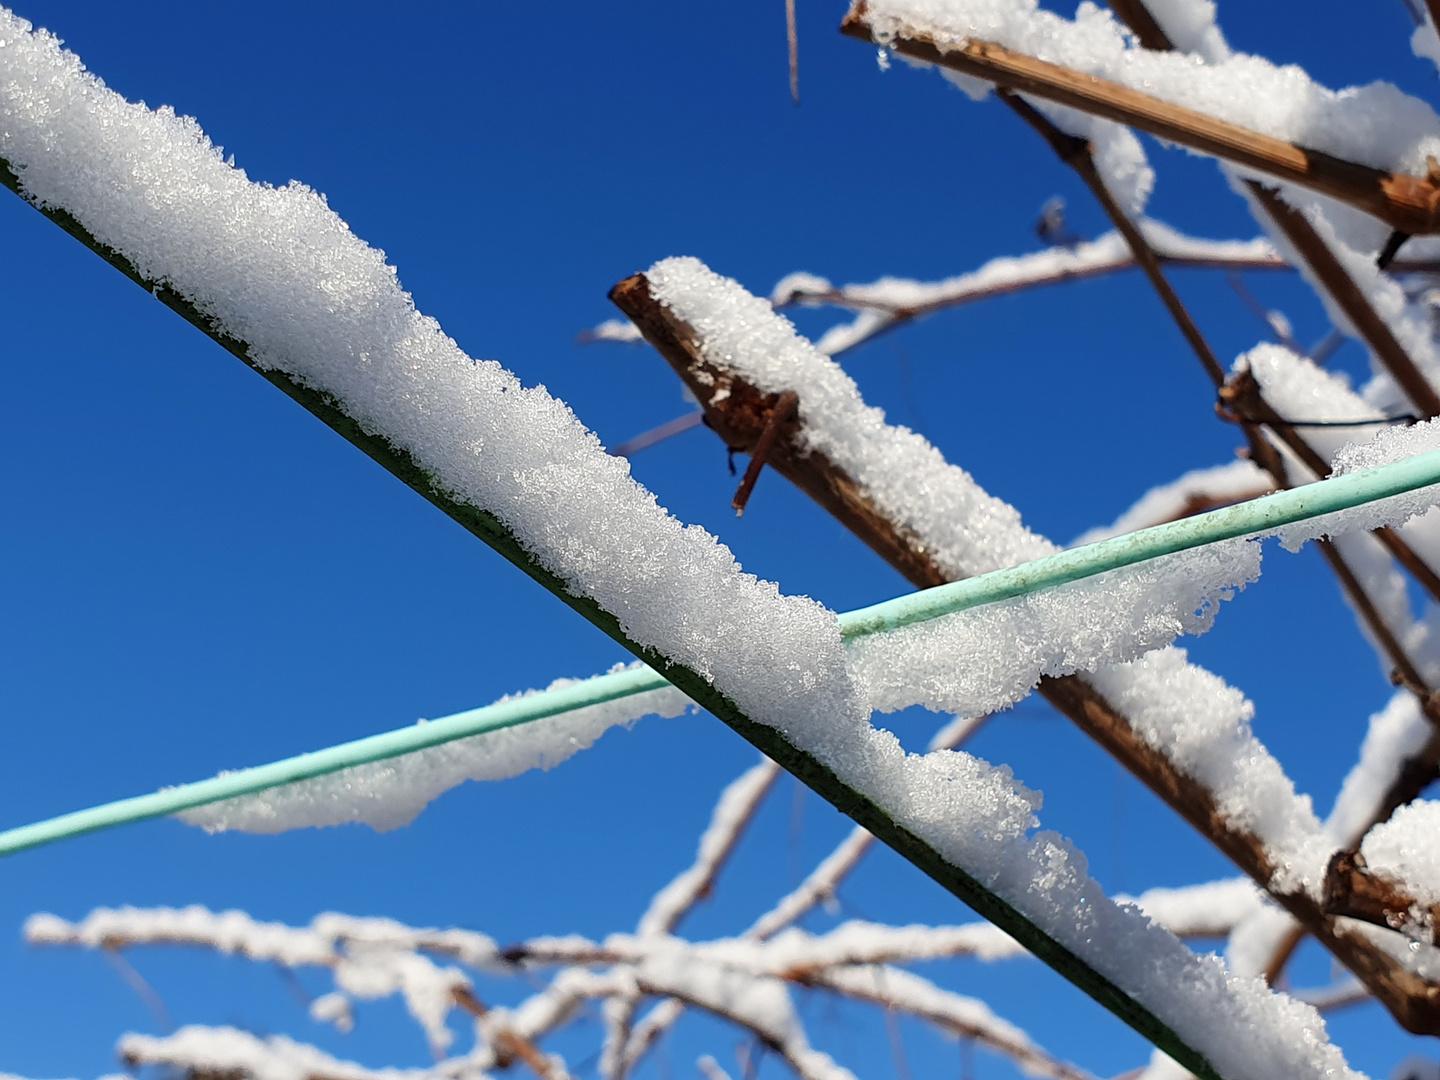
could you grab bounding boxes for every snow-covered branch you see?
[612,257,1440,1037]
[840,1,1440,236]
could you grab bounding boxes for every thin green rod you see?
[838,446,1440,637]
[4,446,1438,861]
[0,666,671,858]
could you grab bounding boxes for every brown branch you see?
[1324,850,1440,943]
[840,6,1440,236]
[1245,184,1440,419]
[733,392,798,514]
[611,271,1440,1035]
[786,0,800,105]
[453,987,562,1080]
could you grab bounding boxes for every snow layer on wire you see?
[179,666,692,834]
[1238,345,1440,681]
[849,535,1261,716]
[0,19,1363,1077]
[1361,799,1440,909]
[0,9,866,756]
[1234,347,1440,551]
[1275,414,1440,551]
[858,0,1440,178]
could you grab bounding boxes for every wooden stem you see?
[733,392,799,515]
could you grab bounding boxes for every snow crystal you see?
[180,666,692,834]
[1362,800,1440,910]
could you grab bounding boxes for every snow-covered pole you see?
[839,4,1440,239]
[0,142,1236,1080]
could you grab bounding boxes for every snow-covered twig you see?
[615,717,989,1077]
[606,758,781,1078]
[118,1026,454,1080]
[774,223,1282,357]
[808,965,1094,1080]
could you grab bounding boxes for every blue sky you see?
[0,2,1437,1078]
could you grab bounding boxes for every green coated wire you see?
[3,446,1437,860]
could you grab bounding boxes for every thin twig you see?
[997,89,1225,386]
[786,0,800,105]
[733,392,799,515]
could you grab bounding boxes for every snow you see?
[1328,692,1435,848]
[119,1027,442,1080]
[847,536,1262,717]
[856,0,1440,179]
[28,906,497,1054]
[1031,99,1154,215]
[584,318,644,344]
[1144,0,1230,62]
[180,665,692,834]
[1120,878,1262,938]
[1074,460,1273,546]
[1275,415,1440,552]
[1087,650,1332,897]
[1361,800,1440,910]
[776,224,1276,357]
[813,965,1089,1080]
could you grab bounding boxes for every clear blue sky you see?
[0,2,1435,1078]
